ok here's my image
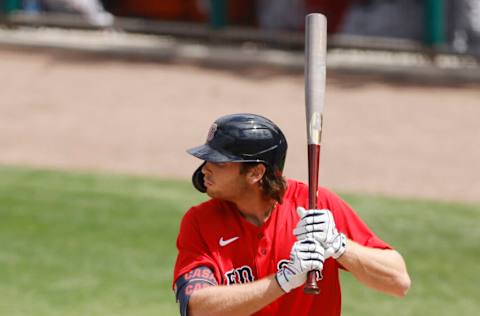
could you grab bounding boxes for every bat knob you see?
[304,271,320,295]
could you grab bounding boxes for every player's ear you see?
[247,164,266,185]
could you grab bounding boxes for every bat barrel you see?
[305,13,327,146]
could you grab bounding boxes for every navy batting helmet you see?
[187,113,288,193]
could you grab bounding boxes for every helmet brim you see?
[187,144,239,163]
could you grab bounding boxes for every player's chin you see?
[205,188,219,199]
[205,186,224,199]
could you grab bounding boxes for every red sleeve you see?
[172,207,220,289]
[318,187,392,250]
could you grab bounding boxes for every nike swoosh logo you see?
[219,236,239,247]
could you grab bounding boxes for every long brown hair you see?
[240,162,287,204]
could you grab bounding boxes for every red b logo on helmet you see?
[207,123,217,142]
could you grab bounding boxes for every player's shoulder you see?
[283,178,341,205]
[182,198,232,224]
[186,198,223,215]
[284,178,307,195]
[284,178,334,197]
[282,178,309,207]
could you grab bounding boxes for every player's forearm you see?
[338,240,411,297]
[188,274,284,316]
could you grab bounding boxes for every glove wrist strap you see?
[332,233,347,259]
[275,269,291,293]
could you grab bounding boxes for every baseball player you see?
[173,113,410,316]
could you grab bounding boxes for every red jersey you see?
[173,179,392,316]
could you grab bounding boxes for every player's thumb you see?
[296,206,307,218]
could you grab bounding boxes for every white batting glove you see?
[275,238,325,293]
[294,207,347,260]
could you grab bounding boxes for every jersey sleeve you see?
[318,187,392,250]
[174,266,218,316]
[173,207,220,289]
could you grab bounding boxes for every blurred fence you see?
[0,0,479,57]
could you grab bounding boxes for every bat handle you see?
[304,144,321,295]
[304,271,320,294]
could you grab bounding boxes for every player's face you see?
[201,161,249,200]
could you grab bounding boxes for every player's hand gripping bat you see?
[303,13,327,295]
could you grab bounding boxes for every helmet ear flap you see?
[192,162,207,193]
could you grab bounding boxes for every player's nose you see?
[201,161,211,175]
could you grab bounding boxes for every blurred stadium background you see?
[1,1,479,315]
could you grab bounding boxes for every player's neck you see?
[234,195,277,227]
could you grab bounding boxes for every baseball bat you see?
[303,13,327,295]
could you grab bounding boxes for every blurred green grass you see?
[0,166,478,315]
